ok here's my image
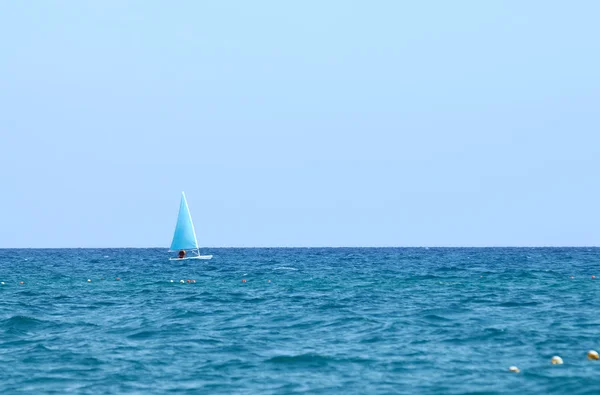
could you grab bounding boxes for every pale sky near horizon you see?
[1,1,599,248]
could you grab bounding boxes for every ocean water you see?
[1,248,600,394]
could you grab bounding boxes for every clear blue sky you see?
[1,1,599,248]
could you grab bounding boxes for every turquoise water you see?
[1,248,600,394]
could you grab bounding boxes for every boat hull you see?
[169,255,213,261]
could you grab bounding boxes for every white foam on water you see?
[274,267,298,271]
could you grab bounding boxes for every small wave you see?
[498,301,539,307]
[2,315,53,334]
[413,274,439,280]
[91,300,118,307]
[30,344,54,352]
[169,309,205,319]
[421,314,452,322]
[274,267,298,271]
[266,353,334,366]
[127,330,159,340]
[3,315,46,328]
[437,266,467,272]
[266,353,371,366]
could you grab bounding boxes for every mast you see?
[182,191,199,250]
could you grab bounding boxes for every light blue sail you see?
[169,192,199,251]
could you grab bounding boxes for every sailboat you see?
[169,192,213,260]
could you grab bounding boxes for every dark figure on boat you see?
[178,250,186,259]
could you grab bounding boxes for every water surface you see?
[1,248,599,394]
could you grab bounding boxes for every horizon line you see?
[0,246,599,249]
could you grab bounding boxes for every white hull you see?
[169,255,213,261]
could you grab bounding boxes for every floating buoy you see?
[242,279,247,283]
[592,275,596,279]
[170,280,174,283]
[588,350,599,360]
[186,279,191,283]
[570,276,574,279]
[508,366,520,373]
[268,280,271,283]
[87,279,92,283]
[180,280,184,283]
[192,280,196,283]
[115,278,121,281]
[1,282,4,285]
[551,356,563,365]
[19,281,24,285]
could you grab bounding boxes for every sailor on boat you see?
[178,250,186,259]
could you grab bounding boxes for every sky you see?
[1,1,599,248]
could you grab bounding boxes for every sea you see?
[1,248,599,394]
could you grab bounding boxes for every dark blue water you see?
[1,248,600,394]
